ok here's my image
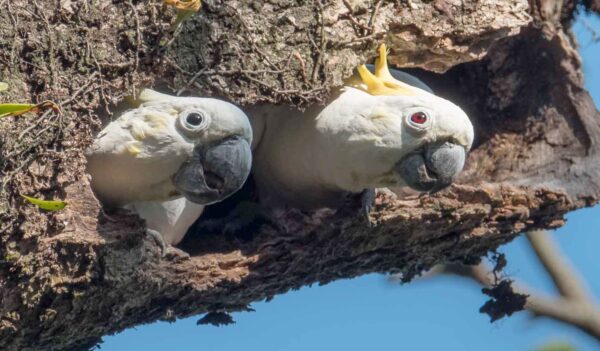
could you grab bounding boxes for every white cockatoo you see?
[112,43,475,240]
[86,91,253,252]
[246,44,474,215]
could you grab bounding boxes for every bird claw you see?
[361,188,376,227]
[146,228,167,257]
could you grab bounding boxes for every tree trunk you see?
[0,1,598,350]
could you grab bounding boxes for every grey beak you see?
[173,137,252,205]
[395,141,466,193]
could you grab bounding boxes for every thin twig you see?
[438,230,600,342]
[526,230,590,300]
[60,72,100,107]
[367,0,383,29]
[580,18,600,44]
[311,0,327,83]
[127,0,141,97]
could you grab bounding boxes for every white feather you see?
[247,86,474,210]
[126,199,205,246]
[87,90,253,247]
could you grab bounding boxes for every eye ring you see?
[177,110,211,134]
[405,110,432,131]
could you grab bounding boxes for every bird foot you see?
[361,188,376,227]
[146,228,167,257]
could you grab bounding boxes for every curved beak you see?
[395,141,466,193]
[172,137,252,205]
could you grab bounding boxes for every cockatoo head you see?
[87,90,252,206]
[136,90,253,205]
[318,44,474,193]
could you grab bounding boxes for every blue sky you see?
[101,12,600,351]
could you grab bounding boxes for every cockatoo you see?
[247,44,474,216]
[86,91,253,253]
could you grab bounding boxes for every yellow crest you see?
[353,44,417,96]
[164,0,201,11]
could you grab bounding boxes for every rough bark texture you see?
[0,1,599,350]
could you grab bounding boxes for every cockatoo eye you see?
[410,112,427,124]
[178,110,211,134]
[405,110,432,131]
[186,112,204,126]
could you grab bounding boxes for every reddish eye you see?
[410,112,428,124]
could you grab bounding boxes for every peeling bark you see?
[0,1,599,350]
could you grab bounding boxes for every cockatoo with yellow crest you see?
[86,92,253,253]
[245,43,474,219]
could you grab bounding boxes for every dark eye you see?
[410,112,427,124]
[178,110,210,134]
[186,112,204,126]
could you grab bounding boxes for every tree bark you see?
[0,1,599,350]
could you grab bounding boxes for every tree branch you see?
[440,231,600,342]
[526,230,590,300]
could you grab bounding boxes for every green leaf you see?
[20,194,67,211]
[0,82,8,92]
[0,103,36,118]
[537,341,577,351]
